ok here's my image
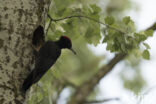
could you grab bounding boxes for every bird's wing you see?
[32,42,61,84]
[22,57,56,92]
[22,41,61,92]
[32,57,56,83]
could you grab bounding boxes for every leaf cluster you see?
[102,16,153,59]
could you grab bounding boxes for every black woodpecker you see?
[22,36,76,92]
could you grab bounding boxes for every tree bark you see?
[0,0,50,103]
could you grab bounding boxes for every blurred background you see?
[28,0,156,104]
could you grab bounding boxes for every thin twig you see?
[84,98,120,104]
[44,0,52,35]
[47,14,126,34]
[36,84,46,104]
[45,19,52,36]
[142,84,156,95]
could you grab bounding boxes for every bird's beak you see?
[70,48,76,55]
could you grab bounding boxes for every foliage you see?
[121,69,146,94]
[28,0,154,103]
[120,58,147,94]
[102,16,153,57]
[48,0,154,59]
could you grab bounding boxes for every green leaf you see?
[145,29,154,37]
[127,20,135,32]
[104,16,115,25]
[134,33,147,42]
[85,26,100,45]
[142,50,150,60]
[90,4,101,14]
[102,36,109,43]
[123,16,131,24]
[143,43,151,49]
[85,27,93,38]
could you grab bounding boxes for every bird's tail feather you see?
[22,71,34,93]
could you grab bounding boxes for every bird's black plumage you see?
[32,25,45,47]
[22,36,76,92]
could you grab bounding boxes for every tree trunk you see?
[0,0,50,103]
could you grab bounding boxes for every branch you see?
[53,85,66,104]
[68,53,127,104]
[47,14,125,34]
[147,22,156,30]
[45,18,52,35]
[52,71,77,88]
[84,98,120,104]
[65,80,77,88]
[142,84,156,95]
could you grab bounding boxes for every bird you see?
[22,36,76,92]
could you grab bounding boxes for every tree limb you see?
[147,22,156,30]
[68,53,127,104]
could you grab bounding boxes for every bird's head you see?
[58,36,76,54]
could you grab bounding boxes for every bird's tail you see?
[22,71,34,93]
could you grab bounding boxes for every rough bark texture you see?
[0,0,50,103]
